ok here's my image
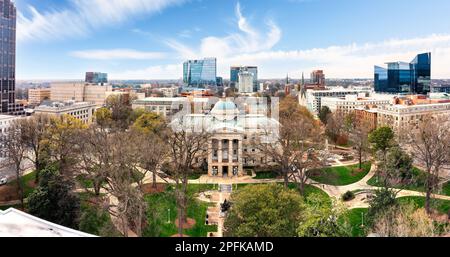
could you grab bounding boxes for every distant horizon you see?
[16,77,376,83]
[18,76,450,82]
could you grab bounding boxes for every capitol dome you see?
[211,100,239,121]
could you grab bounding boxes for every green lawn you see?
[6,171,37,198]
[367,167,450,197]
[76,175,95,188]
[345,196,450,237]
[232,182,329,199]
[143,184,217,237]
[188,173,203,180]
[345,208,368,237]
[308,162,372,186]
[288,183,330,199]
[443,182,450,197]
[397,196,450,214]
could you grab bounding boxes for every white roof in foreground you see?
[0,208,96,237]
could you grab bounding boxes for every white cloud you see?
[166,2,282,59]
[70,49,167,60]
[223,34,450,78]
[155,33,450,79]
[115,1,450,79]
[17,0,187,42]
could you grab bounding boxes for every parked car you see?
[0,176,7,186]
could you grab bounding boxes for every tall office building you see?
[310,70,325,86]
[230,66,258,91]
[238,71,254,93]
[374,53,431,94]
[230,67,241,87]
[0,0,16,114]
[85,72,108,85]
[183,58,217,87]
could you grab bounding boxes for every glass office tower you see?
[230,67,240,86]
[410,53,431,94]
[183,58,217,87]
[230,66,258,91]
[0,0,16,114]
[86,72,108,84]
[374,53,431,95]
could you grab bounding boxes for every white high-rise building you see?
[238,71,254,93]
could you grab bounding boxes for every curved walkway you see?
[307,164,450,209]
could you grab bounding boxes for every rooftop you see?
[35,100,96,112]
[134,97,187,102]
[0,208,95,237]
[0,114,18,121]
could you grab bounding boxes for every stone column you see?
[218,140,223,176]
[218,139,223,163]
[238,138,244,176]
[207,139,213,176]
[228,139,233,164]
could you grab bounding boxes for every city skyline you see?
[15,0,450,80]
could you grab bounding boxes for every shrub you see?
[342,191,355,201]
[79,206,110,235]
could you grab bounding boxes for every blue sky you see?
[15,0,450,80]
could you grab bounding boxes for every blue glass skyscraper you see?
[230,67,240,86]
[410,53,431,94]
[374,53,431,95]
[183,58,217,87]
[86,72,108,84]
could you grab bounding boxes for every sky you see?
[15,0,450,80]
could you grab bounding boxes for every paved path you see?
[306,163,450,209]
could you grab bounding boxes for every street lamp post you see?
[360,212,365,228]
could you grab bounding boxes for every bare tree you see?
[17,114,51,182]
[135,130,169,189]
[254,97,322,193]
[166,127,210,236]
[371,202,441,237]
[407,115,450,213]
[0,122,27,209]
[76,124,114,196]
[106,131,147,237]
[349,120,371,170]
[325,111,345,147]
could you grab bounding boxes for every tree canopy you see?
[28,165,80,229]
[224,184,305,237]
[318,106,331,125]
[368,126,395,153]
